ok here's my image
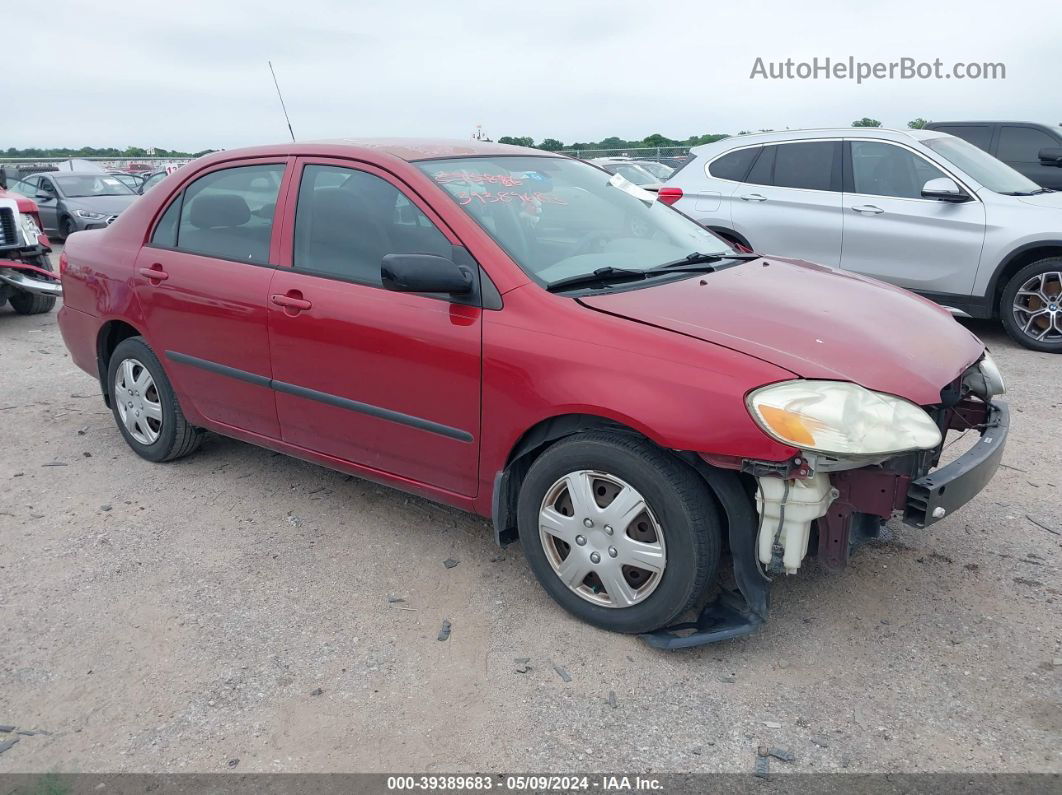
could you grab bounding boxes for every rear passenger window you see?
[174,164,284,264]
[151,196,182,248]
[745,145,775,185]
[998,126,1059,162]
[772,142,836,191]
[708,147,760,181]
[293,165,452,286]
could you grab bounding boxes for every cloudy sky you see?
[9,0,1060,151]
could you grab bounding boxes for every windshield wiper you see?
[546,267,649,292]
[651,251,760,270]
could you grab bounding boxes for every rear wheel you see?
[517,431,721,634]
[1000,258,1062,352]
[106,337,201,462]
[9,254,57,315]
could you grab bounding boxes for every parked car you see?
[663,127,1062,351]
[632,160,675,180]
[138,171,168,194]
[56,139,1007,645]
[12,171,138,240]
[110,172,147,192]
[925,121,1062,190]
[0,171,61,314]
[588,158,663,189]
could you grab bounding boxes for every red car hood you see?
[579,257,985,406]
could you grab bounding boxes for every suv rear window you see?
[708,147,760,181]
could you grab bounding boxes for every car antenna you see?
[268,60,296,142]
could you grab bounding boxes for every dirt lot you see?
[1,249,1060,775]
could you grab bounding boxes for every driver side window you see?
[850,141,947,199]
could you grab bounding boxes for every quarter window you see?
[293,165,451,285]
[707,147,761,181]
[997,126,1059,163]
[850,141,947,199]
[151,195,182,248]
[173,164,285,264]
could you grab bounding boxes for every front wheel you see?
[60,216,75,241]
[517,431,721,634]
[8,254,57,315]
[1000,258,1062,352]
[106,337,201,462]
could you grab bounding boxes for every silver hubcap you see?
[1013,270,1062,342]
[114,358,162,445]
[538,470,666,608]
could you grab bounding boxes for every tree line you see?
[497,119,934,150]
[2,146,216,159]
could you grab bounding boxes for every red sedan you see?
[57,139,1008,646]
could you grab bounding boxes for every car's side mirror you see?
[35,189,53,200]
[1038,147,1062,166]
[921,177,970,203]
[381,253,473,295]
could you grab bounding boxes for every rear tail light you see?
[657,186,683,206]
[59,251,69,275]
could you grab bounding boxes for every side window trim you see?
[842,138,980,203]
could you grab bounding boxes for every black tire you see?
[106,336,201,462]
[9,254,57,315]
[60,216,75,241]
[1000,258,1062,352]
[517,431,721,634]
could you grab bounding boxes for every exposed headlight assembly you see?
[19,213,41,244]
[75,209,105,220]
[963,352,1006,399]
[747,380,942,456]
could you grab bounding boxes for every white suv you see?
[662,128,1062,351]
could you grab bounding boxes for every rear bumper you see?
[904,401,1008,528]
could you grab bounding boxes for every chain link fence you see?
[558,146,692,163]
[0,156,194,178]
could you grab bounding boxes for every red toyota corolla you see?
[57,139,1008,647]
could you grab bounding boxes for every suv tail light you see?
[657,186,683,206]
[59,250,69,275]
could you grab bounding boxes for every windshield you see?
[53,174,135,197]
[416,156,733,285]
[922,136,1043,195]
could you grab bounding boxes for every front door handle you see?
[851,204,884,215]
[271,291,312,313]
[138,264,170,283]
[740,193,767,202]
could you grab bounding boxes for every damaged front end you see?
[643,354,1008,650]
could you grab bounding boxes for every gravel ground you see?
[1,249,1060,774]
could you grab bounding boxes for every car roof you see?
[689,127,949,156]
[194,138,558,165]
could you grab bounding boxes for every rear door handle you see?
[740,193,767,202]
[271,292,312,312]
[851,204,884,215]
[138,265,169,282]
